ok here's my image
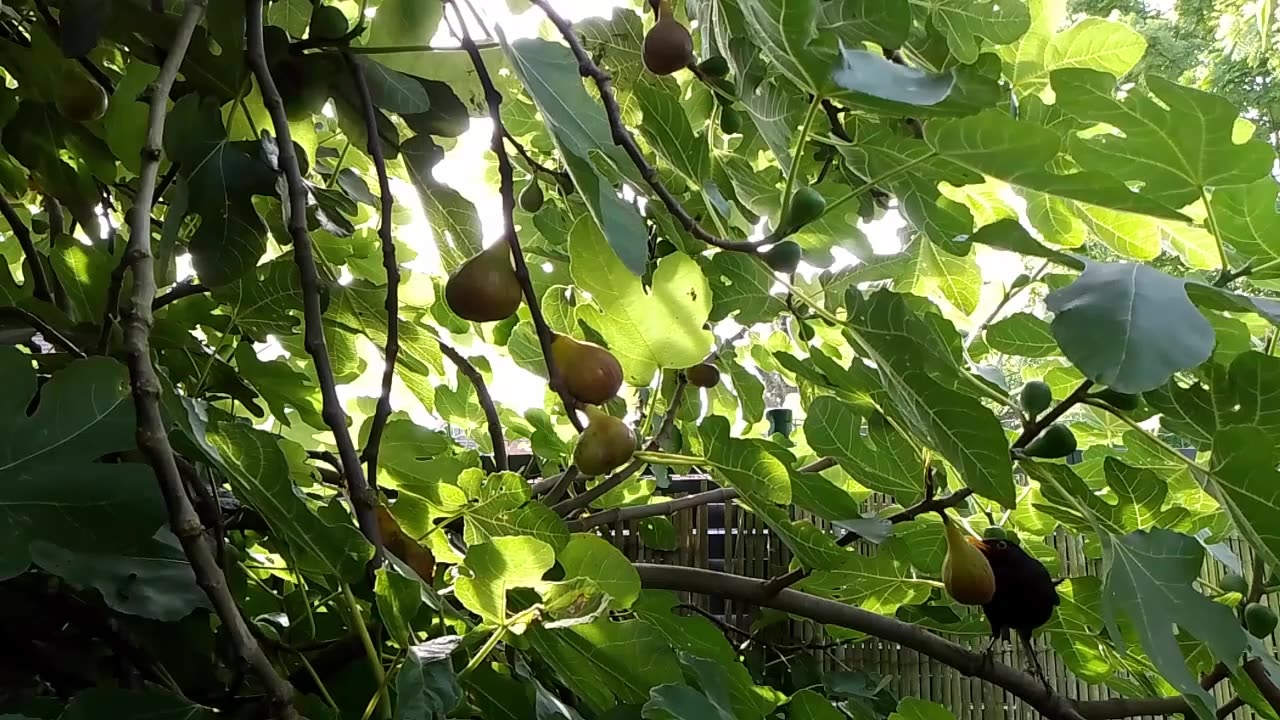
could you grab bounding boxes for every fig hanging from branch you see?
[642,0,694,75]
[445,242,523,322]
[550,333,624,405]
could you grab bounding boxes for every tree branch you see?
[0,306,85,357]
[553,379,688,517]
[342,51,401,489]
[1245,657,1280,716]
[120,2,299,717]
[634,563,1087,720]
[246,0,383,564]
[503,128,570,184]
[152,280,210,310]
[760,486,975,596]
[526,0,773,253]
[569,457,837,531]
[437,339,507,471]
[0,195,51,302]
[569,487,736,531]
[1012,379,1094,450]
[444,0,584,432]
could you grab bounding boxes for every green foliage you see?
[4,0,1280,718]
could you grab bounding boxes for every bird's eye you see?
[996,541,1008,549]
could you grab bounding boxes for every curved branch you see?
[760,487,975,596]
[342,52,401,488]
[152,280,211,310]
[120,2,299,717]
[0,306,85,357]
[444,0,584,432]
[246,0,384,564]
[437,340,507,471]
[526,0,771,253]
[569,457,837,531]
[635,563,1088,720]
[0,195,50,302]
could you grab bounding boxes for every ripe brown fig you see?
[942,514,996,605]
[685,363,720,388]
[444,242,523,323]
[642,0,694,76]
[573,405,637,476]
[551,334,624,405]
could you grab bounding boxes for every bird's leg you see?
[979,634,999,673]
[1019,631,1051,692]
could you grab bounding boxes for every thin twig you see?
[445,0,583,432]
[98,262,128,352]
[526,0,773,253]
[119,2,300,717]
[0,195,51,302]
[760,487,975,596]
[246,0,384,564]
[437,340,507,471]
[965,260,1050,351]
[539,467,580,505]
[553,379,688,517]
[342,51,401,489]
[502,128,570,183]
[152,280,211,310]
[0,306,85,357]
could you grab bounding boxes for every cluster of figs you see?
[444,242,721,478]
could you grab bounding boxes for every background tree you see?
[2,0,1280,719]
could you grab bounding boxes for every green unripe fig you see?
[698,55,730,78]
[654,239,678,258]
[1004,530,1021,546]
[1221,573,1249,595]
[444,242,523,322]
[762,241,802,274]
[642,1,694,76]
[1246,603,1278,638]
[719,106,742,135]
[573,405,637,476]
[784,187,826,230]
[1010,273,1032,291]
[1095,388,1141,411]
[55,66,108,122]
[685,363,720,389]
[982,526,1008,541]
[519,179,544,213]
[1019,381,1053,418]
[1024,423,1078,459]
[310,5,349,39]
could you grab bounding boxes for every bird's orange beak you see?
[965,536,989,552]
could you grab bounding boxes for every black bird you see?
[976,538,1060,685]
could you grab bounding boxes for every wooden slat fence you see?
[596,474,1276,719]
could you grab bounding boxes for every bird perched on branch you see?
[977,537,1060,686]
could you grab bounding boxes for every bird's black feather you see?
[978,539,1060,683]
